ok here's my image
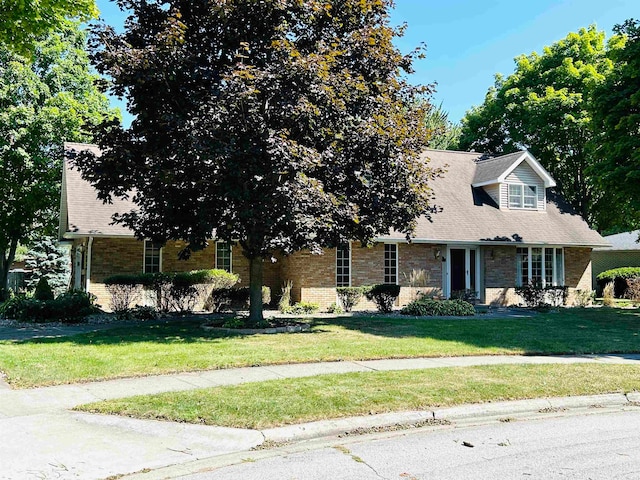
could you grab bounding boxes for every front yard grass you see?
[77,364,640,429]
[1,307,639,388]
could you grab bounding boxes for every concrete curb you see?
[121,392,640,479]
[261,393,635,443]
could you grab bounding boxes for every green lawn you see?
[1,307,639,388]
[77,364,640,429]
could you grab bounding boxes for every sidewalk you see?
[1,354,640,479]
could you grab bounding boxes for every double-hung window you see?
[143,241,162,273]
[516,247,564,287]
[509,184,537,209]
[384,244,398,284]
[336,243,351,287]
[215,242,232,272]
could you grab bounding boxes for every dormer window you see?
[508,184,537,210]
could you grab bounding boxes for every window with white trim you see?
[143,241,162,273]
[384,244,398,284]
[516,247,564,287]
[215,242,232,272]
[336,244,350,287]
[509,184,537,209]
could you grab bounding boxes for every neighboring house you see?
[591,230,640,288]
[60,143,608,309]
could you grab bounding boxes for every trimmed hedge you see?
[596,267,640,283]
[596,267,640,298]
[365,284,400,313]
[104,269,240,313]
[401,298,475,317]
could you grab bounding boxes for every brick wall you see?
[281,249,335,307]
[90,237,144,283]
[162,241,215,272]
[483,246,518,306]
[564,247,592,305]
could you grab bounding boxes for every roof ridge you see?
[474,151,524,163]
[423,148,481,155]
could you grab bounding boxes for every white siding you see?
[483,184,500,206]
[501,162,546,210]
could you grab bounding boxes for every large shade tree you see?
[0,0,97,54]
[0,24,117,299]
[589,19,640,233]
[458,26,619,225]
[75,0,440,324]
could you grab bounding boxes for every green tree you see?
[25,236,71,296]
[459,26,619,224]
[590,19,640,233]
[0,0,97,54]
[0,24,118,299]
[75,0,439,324]
[423,102,461,150]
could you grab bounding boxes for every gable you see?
[500,162,546,210]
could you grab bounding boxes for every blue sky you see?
[96,0,638,125]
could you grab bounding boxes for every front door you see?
[450,249,466,292]
[447,247,479,298]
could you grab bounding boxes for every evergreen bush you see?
[365,284,401,313]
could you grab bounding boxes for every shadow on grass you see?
[6,308,640,356]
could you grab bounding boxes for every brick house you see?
[60,143,607,309]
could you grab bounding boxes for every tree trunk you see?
[247,256,264,326]
[0,237,18,301]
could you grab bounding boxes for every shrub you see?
[53,290,98,322]
[327,302,344,314]
[336,286,366,312]
[33,278,54,301]
[596,267,640,298]
[401,298,475,316]
[365,284,401,313]
[188,269,239,289]
[602,281,615,307]
[515,282,547,308]
[573,289,595,307]
[105,283,142,313]
[129,305,158,320]
[208,286,269,312]
[0,291,97,323]
[627,278,640,305]
[283,301,319,315]
[515,283,568,308]
[450,289,477,304]
[279,280,293,312]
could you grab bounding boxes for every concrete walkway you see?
[2,354,640,479]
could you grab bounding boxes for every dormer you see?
[472,151,556,211]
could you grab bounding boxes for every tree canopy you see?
[0,24,118,298]
[423,102,461,151]
[589,19,640,233]
[0,0,97,54]
[458,26,620,226]
[75,0,439,323]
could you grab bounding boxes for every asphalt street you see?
[180,410,640,480]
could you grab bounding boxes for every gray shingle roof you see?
[378,149,608,247]
[593,230,640,251]
[61,143,136,237]
[60,145,607,247]
[472,151,524,185]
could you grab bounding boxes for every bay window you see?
[516,247,564,287]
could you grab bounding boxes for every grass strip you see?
[1,307,639,388]
[76,364,640,429]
